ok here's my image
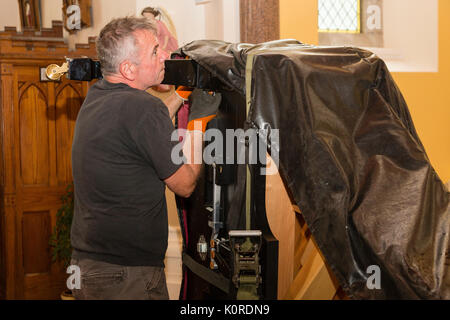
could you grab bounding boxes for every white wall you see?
[0,0,21,30]
[40,0,137,50]
[1,0,240,49]
[0,0,137,49]
[367,0,438,72]
[204,0,240,42]
[40,0,63,28]
[222,0,240,43]
[204,0,224,41]
[136,0,239,46]
[136,0,205,47]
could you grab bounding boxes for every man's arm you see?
[164,130,202,197]
[163,91,183,120]
[164,88,221,197]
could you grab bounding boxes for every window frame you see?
[318,0,361,34]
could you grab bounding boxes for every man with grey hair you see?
[69,16,206,299]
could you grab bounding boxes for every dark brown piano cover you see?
[178,39,450,299]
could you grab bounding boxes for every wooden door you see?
[12,64,88,299]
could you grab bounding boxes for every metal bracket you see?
[229,230,262,299]
[45,61,69,80]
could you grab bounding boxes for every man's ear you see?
[118,60,136,81]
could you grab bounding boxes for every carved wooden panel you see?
[55,84,82,185]
[1,20,96,299]
[19,84,50,186]
[3,194,17,208]
[22,211,51,274]
[1,64,13,75]
[1,64,16,192]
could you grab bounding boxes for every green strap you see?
[237,54,260,301]
[245,54,255,231]
[245,54,255,117]
[236,285,259,300]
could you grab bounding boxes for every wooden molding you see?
[0,21,63,39]
[3,194,16,208]
[0,21,97,59]
[0,63,13,75]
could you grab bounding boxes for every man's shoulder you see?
[126,90,168,121]
[87,81,165,109]
[132,88,165,106]
[111,84,165,108]
[119,89,171,124]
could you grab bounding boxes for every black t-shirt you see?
[70,79,182,267]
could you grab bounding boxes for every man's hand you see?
[163,90,184,120]
[187,89,221,131]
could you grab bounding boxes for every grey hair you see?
[96,16,157,75]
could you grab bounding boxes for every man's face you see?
[133,29,168,90]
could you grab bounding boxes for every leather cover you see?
[177,39,450,299]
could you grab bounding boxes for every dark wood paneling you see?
[22,211,51,274]
[240,0,280,43]
[56,84,82,186]
[0,21,96,299]
[19,84,50,186]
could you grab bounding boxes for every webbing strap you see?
[238,54,260,301]
[236,284,259,300]
[182,252,230,294]
[245,54,255,231]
